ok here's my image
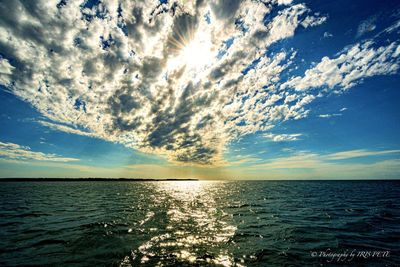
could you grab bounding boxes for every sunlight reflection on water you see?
[122,181,240,266]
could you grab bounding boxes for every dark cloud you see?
[211,0,241,21]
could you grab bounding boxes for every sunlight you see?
[167,29,214,73]
[158,180,207,200]
[181,32,214,70]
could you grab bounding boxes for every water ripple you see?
[0,181,399,266]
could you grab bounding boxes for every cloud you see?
[274,0,293,5]
[0,0,329,165]
[283,40,400,91]
[263,133,302,142]
[223,154,263,166]
[384,19,400,34]
[244,149,400,179]
[323,149,400,160]
[249,152,321,169]
[318,107,347,118]
[0,57,14,85]
[301,14,327,28]
[323,31,333,38]
[38,120,95,137]
[0,141,79,162]
[356,16,377,38]
[251,149,400,169]
[318,113,342,118]
[0,1,398,166]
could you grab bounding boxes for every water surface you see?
[0,180,399,266]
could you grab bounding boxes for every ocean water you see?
[0,180,399,266]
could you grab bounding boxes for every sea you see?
[0,180,399,266]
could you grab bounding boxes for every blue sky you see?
[0,0,400,179]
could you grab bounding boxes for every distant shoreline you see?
[0,178,199,182]
[0,178,399,182]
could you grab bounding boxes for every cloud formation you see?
[263,133,302,142]
[0,0,399,165]
[244,149,400,179]
[356,16,377,38]
[283,41,400,91]
[0,142,79,162]
[323,149,400,160]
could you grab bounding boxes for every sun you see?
[181,32,214,70]
[167,27,215,72]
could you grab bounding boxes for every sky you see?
[0,0,400,179]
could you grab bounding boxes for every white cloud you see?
[324,149,400,160]
[283,41,400,91]
[318,107,347,118]
[0,141,79,162]
[38,120,95,137]
[228,155,262,166]
[264,133,302,142]
[0,0,327,166]
[0,1,398,167]
[323,31,333,38]
[0,58,14,85]
[318,113,342,118]
[356,16,377,38]
[251,149,400,169]
[384,19,400,34]
[301,15,327,28]
[243,149,400,179]
[274,0,293,5]
[249,152,320,169]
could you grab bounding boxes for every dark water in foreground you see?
[0,181,399,266]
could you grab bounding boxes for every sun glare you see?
[167,29,214,72]
[181,34,214,70]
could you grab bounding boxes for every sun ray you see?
[166,16,215,72]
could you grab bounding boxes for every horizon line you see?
[0,178,399,182]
